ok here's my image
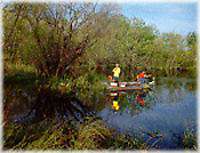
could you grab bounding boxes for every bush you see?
[74,73,106,107]
[4,119,78,150]
[182,129,197,150]
[48,76,73,94]
[74,118,112,149]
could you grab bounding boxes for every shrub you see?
[74,118,112,149]
[182,129,197,149]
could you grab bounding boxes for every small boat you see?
[108,82,151,91]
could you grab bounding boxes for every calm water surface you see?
[4,77,197,149]
[98,77,197,149]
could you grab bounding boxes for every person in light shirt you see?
[112,64,121,84]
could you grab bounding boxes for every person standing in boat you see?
[112,64,121,85]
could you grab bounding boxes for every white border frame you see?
[0,0,199,153]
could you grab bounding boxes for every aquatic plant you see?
[182,129,197,149]
[107,133,146,150]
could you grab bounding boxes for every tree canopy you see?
[3,3,197,78]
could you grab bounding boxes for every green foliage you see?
[74,118,112,149]
[75,75,90,98]
[74,117,146,150]
[4,120,50,149]
[5,62,36,76]
[48,76,73,94]
[3,123,25,149]
[74,72,106,107]
[4,119,78,150]
[26,122,77,149]
[4,117,148,150]
[108,133,146,150]
[4,62,40,89]
[186,32,197,50]
[3,3,197,150]
[4,3,196,78]
[182,129,197,150]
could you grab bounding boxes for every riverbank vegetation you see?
[3,2,197,150]
[4,3,196,79]
[4,117,147,150]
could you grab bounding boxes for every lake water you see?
[4,77,197,149]
[98,77,197,149]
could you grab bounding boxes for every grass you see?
[3,119,78,150]
[74,117,112,149]
[4,62,42,89]
[182,129,197,150]
[4,116,148,150]
[74,117,147,150]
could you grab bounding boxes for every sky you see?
[121,2,197,36]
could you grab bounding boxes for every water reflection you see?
[98,77,197,149]
[3,85,35,122]
[109,87,158,115]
